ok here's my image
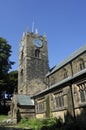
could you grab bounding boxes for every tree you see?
[0,37,14,75]
[7,70,18,95]
[0,37,14,92]
[0,37,15,113]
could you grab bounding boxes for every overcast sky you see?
[0,0,86,71]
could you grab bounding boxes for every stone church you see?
[11,29,86,123]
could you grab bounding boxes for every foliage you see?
[0,37,14,75]
[7,70,18,94]
[40,117,62,130]
[19,117,86,130]
[19,118,43,130]
[0,37,16,114]
[18,117,63,130]
[1,115,86,130]
[0,37,15,91]
[0,70,18,114]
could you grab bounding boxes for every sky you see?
[0,0,86,71]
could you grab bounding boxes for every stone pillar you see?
[66,85,75,121]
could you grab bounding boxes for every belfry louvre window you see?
[35,49,40,58]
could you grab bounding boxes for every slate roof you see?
[46,44,86,76]
[16,94,34,106]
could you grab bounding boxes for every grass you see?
[0,115,8,126]
[0,115,8,122]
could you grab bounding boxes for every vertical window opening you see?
[79,58,85,70]
[63,68,68,78]
[80,90,85,102]
[20,69,23,75]
[20,69,23,81]
[35,49,40,58]
[21,52,23,60]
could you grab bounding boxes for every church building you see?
[11,29,86,123]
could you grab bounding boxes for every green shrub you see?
[19,118,43,130]
[40,117,62,130]
[19,117,63,130]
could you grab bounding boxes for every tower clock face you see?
[33,39,42,48]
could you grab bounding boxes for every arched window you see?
[79,58,85,70]
[35,49,40,58]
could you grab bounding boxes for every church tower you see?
[18,29,49,96]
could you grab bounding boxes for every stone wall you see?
[19,106,35,119]
[72,52,86,75]
[34,51,86,121]
[48,52,86,86]
[18,32,49,95]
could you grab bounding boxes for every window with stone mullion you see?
[79,83,86,103]
[80,90,85,102]
[55,95,64,108]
